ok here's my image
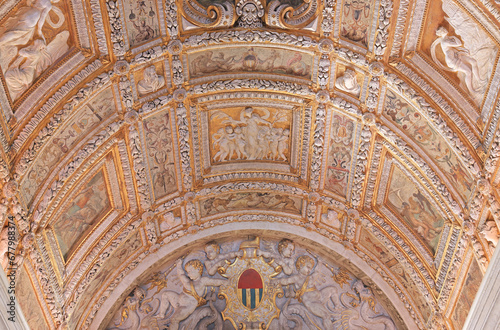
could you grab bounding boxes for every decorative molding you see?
[310,104,326,190]
[175,100,193,191]
[351,125,371,208]
[13,61,106,154]
[390,0,410,58]
[183,30,318,48]
[191,79,314,96]
[374,0,393,57]
[88,0,109,55]
[386,71,480,175]
[105,0,127,56]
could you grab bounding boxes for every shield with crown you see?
[218,237,282,329]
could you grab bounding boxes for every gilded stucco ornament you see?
[114,60,130,76]
[266,0,319,30]
[106,237,396,329]
[236,0,264,27]
[167,39,182,55]
[124,110,139,125]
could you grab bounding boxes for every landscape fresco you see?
[324,113,356,197]
[143,110,177,200]
[53,170,111,260]
[359,229,432,322]
[384,90,473,201]
[21,88,115,205]
[188,47,313,81]
[340,0,375,47]
[200,192,302,217]
[386,166,445,254]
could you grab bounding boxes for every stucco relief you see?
[187,46,314,83]
[67,230,143,329]
[210,106,291,163]
[359,229,432,323]
[335,68,361,96]
[424,0,497,105]
[199,192,303,217]
[0,0,70,101]
[136,64,165,96]
[106,237,396,329]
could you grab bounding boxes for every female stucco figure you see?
[430,26,485,98]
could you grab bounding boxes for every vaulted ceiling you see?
[0,0,499,328]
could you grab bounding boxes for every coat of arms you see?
[218,237,282,329]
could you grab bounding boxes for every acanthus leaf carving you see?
[106,0,127,56]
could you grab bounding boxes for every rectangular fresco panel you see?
[53,170,111,260]
[200,192,302,217]
[340,0,375,47]
[143,111,177,200]
[208,106,292,164]
[188,47,313,81]
[122,0,160,47]
[384,90,473,201]
[16,267,49,330]
[21,88,115,205]
[359,229,432,322]
[451,257,483,329]
[386,166,445,254]
[324,113,356,197]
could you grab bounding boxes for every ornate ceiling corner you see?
[0,0,109,128]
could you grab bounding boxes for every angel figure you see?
[258,238,296,275]
[156,259,226,330]
[204,241,242,276]
[272,255,339,329]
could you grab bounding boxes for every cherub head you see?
[205,242,220,260]
[436,26,448,38]
[185,259,204,280]
[278,239,294,258]
[295,255,315,276]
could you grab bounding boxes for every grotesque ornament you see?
[236,0,265,28]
